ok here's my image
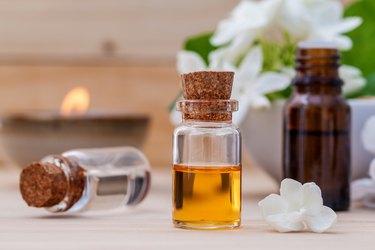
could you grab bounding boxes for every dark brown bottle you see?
[283,41,351,211]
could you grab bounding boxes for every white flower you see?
[362,116,375,155]
[173,46,291,125]
[304,1,362,50]
[176,51,207,74]
[211,0,361,51]
[227,46,290,124]
[209,33,255,69]
[351,159,375,208]
[259,178,337,233]
[340,65,366,96]
[279,0,362,50]
[210,0,281,46]
[280,65,366,96]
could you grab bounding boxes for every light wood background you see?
[0,0,237,63]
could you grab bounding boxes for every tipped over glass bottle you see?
[20,147,151,213]
[172,71,241,229]
[283,41,351,211]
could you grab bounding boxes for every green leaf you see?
[183,32,218,65]
[343,0,375,82]
[266,85,292,101]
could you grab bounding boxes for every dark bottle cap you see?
[20,162,68,207]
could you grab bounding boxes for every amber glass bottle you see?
[283,41,351,211]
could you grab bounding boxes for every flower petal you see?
[211,1,275,46]
[351,178,375,201]
[340,65,366,95]
[361,116,375,155]
[279,0,312,38]
[237,46,263,82]
[310,1,342,25]
[265,212,305,233]
[259,194,288,217]
[369,158,375,181]
[208,48,228,70]
[326,17,363,35]
[254,72,291,95]
[248,94,271,109]
[331,35,353,51]
[176,51,206,74]
[302,182,323,214]
[304,206,337,233]
[170,106,182,125]
[280,178,303,210]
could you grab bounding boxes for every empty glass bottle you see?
[20,147,151,213]
[283,41,351,211]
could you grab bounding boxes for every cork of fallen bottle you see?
[20,162,68,207]
[181,71,234,100]
[20,159,85,211]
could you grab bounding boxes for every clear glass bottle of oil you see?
[172,71,241,229]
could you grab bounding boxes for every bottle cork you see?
[20,159,85,211]
[181,71,234,100]
[20,162,68,207]
[179,71,236,121]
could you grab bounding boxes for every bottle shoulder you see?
[174,122,240,136]
[61,147,150,170]
[286,92,350,110]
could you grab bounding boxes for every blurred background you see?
[0,0,241,167]
[0,0,361,170]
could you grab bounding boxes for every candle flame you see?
[60,87,90,117]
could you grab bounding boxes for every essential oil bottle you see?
[283,41,351,211]
[20,147,151,213]
[172,71,241,229]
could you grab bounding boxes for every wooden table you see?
[0,166,374,249]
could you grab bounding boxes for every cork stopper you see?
[179,71,237,121]
[182,71,234,100]
[20,162,68,207]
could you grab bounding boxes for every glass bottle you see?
[172,71,241,229]
[283,41,351,211]
[20,146,151,213]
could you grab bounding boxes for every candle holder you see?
[0,111,149,168]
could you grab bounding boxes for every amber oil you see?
[173,164,241,229]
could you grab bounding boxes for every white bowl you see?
[240,99,375,180]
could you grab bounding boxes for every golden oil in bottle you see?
[173,71,241,229]
[173,165,241,229]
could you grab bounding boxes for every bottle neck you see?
[293,84,342,95]
[43,155,85,212]
[182,112,233,123]
[181,118,233,127]
[177,99,237,123]
[294,47,342,87]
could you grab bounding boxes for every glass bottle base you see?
[173,220,240,230]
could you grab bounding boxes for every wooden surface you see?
[0,166,374,249]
